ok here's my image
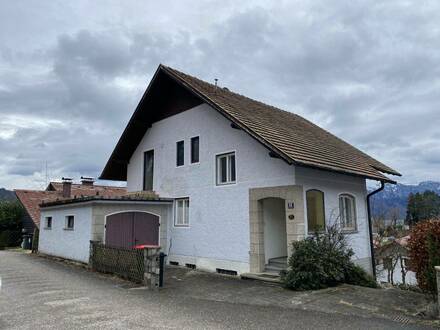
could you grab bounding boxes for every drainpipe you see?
[366,180,385,280]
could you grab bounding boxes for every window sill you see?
[216,181,236,186]
[174,225,190,228]
[63,228,74,231]
[43,227,51,230]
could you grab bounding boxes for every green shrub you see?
[281,225,377,290]
[0,201,23,248]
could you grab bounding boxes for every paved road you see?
[0,251,433,329]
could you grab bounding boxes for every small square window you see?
[65,215,74,230]
[175,198,189,227]
[216,152,236,185]
[176,140,184,166]
[45,217,52,229]
[191,136,199,164]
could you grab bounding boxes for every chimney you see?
[62,177,72,198]
[80,176,94,186]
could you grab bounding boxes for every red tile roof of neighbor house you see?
[15,182,126,228]
[100,65,400,183]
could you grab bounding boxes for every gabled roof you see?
[100,65,400,183]
[15,182,126,228]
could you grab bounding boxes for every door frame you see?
[103,210,161,247]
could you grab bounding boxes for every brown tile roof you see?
[162,66,400,182]
[47,182,126,197]
[100,64,400,182]
[40,194,173,208]
[15,183,126,228]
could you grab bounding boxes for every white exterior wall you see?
[127,103,371,273]
[295,166,371,269]
[127,104,295,273]
[39,205,93,263]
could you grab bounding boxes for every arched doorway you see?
[105,211,159,248]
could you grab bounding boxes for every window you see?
[339,194,357,231]
[306,190,325,233]
[45,216,52,229]
[191,136,199,164]
[143,150,154,191]
[175,198,189,226]
[176,140,184,166]
[65,215,74,230]
[216,152,236,185]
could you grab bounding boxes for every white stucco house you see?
[38,64,400,276]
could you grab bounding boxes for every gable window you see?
[216,152,236,185]
[175,198,189,226]
[306,189,325,233]
[45,216,52,229]
[339,194,357,231]
[176,140,184,166]
[143,150,154,191]
[65,215,74,230]
[191,136,199,164]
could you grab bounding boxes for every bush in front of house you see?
[407,219,440,296]
[281,225,377,290]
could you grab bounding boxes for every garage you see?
[105,211,160,248]
[38,195,173,263]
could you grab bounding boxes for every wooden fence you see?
[89,241,145,283]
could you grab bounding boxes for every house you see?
[15,178,126,246]
[38,65,400,274]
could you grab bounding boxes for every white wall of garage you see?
[39,205,93,263]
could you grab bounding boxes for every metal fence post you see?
[435,266,440,318]
[89,240,97,270]
[159,252,166,288]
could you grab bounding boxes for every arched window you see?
[339,194,357,231]
[306,189,325,233]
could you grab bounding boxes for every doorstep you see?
[240,272,282,284]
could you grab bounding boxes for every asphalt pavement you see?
[0,250,435,329]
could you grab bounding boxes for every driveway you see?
[0,250,436,329]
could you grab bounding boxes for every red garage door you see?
[105,212,159,248]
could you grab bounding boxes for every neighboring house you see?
[38,65,400,274]
[15,178,126,241]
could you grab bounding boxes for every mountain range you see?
[370,181,440,219]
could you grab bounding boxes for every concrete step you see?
[240,272,281,284]
[264,264,284,273]
[268,257,287,268]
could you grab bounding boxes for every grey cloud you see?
[1,0,439,189]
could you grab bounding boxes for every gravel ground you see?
[0,250,436,329]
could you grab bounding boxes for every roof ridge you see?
[100,64,400,182]
[162,65,400,177]
[162,65,298,117]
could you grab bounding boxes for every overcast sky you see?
[1,1,439,190]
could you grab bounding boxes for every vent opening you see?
[216,268,238,276]
[169,261,179,266]
[185,263,196,270]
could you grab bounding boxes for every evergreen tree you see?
[406,191,440,225]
